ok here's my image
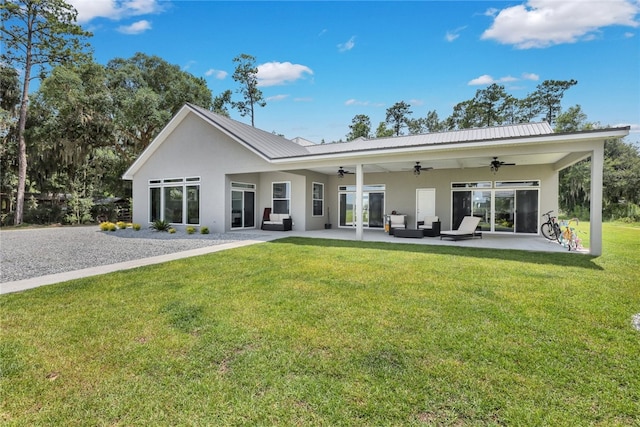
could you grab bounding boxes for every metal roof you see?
[187,104,310,159]
[189,104,556,159]
[305,122,555,156]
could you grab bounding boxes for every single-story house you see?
[123,103,630,256]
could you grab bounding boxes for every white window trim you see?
[312,182,324,217]
[148,176,201,225]
[272,181,291,215]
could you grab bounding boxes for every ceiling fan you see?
[490,157,515,173]
[337,166,354,178]
[403,162,433,175]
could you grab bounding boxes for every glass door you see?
[339,192,356,227]
[515,189,538,233]
[339,190,385,228]
[494,190,515,232]
[231,183,256,229]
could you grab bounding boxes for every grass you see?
[2,223,639,426]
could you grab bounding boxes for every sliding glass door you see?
[338,185,385,229]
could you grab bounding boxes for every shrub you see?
[116,221,127,229]
[150,219,172,232]
[168,227,176,234]
[186,226,196,234]
[132,223,141,231]
[99,221,117,232]
[200,226,209,234]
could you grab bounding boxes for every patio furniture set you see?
[389,214,482,241]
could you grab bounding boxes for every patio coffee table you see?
[393,229,424,238]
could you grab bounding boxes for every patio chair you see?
[417,215,441,237]
[440,216,482,240]
[387,214,407,235]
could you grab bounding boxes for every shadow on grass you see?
[268,237,603,270]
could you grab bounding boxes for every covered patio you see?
[234,227,587,254]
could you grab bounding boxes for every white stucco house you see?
[123,103,630,256]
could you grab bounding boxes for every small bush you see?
[99,221,117,232]
[186,226,196,234]
[132,223,141,231]
[150,219,172,232]
[116,221,127,229]
[168,227,176,234]
[200,226,209,234]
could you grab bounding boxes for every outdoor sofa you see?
[440,216,482,240]
[417,215,441,237]
[261,213,292,231]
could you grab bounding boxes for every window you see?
[272,182,290,214]
[148,177,200,224]
[312,182,324,216]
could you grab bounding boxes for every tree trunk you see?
[14,35,33,225]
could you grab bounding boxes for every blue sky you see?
[68,0,640,144]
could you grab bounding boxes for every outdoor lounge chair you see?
[440,216,482,240]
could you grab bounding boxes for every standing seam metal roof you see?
[187,104,555,159]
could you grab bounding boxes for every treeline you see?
[346,80,578,140]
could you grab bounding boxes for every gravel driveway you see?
[1,226,266,283]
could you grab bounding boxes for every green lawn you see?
[2,223,639,426]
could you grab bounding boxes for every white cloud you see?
[345,99,368,106]
[481,0,640,49]
[445,26,467,42]
[266,94,289,102]
[257,61,313,87]
[117,20,151,34]
[344,99,384,107]
[67,0,165,24]
[468,74,496,85]
[338,36,356,52]
[468,74,533,86]
[294,97,313,102]
[205,69,228,79]
[409,99,424,107]
[182,60,196,71]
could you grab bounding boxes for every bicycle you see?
[540,210,561,241]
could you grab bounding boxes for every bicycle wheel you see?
[541,223,555,240]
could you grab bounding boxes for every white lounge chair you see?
[440,216,482,240]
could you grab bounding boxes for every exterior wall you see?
[130,113,276,232]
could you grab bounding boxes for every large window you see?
[148,177,200,224]
[312,182,324,216]
[272,181,290,214]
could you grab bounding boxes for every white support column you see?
[355,163,364,240]
[589,144,604,256]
